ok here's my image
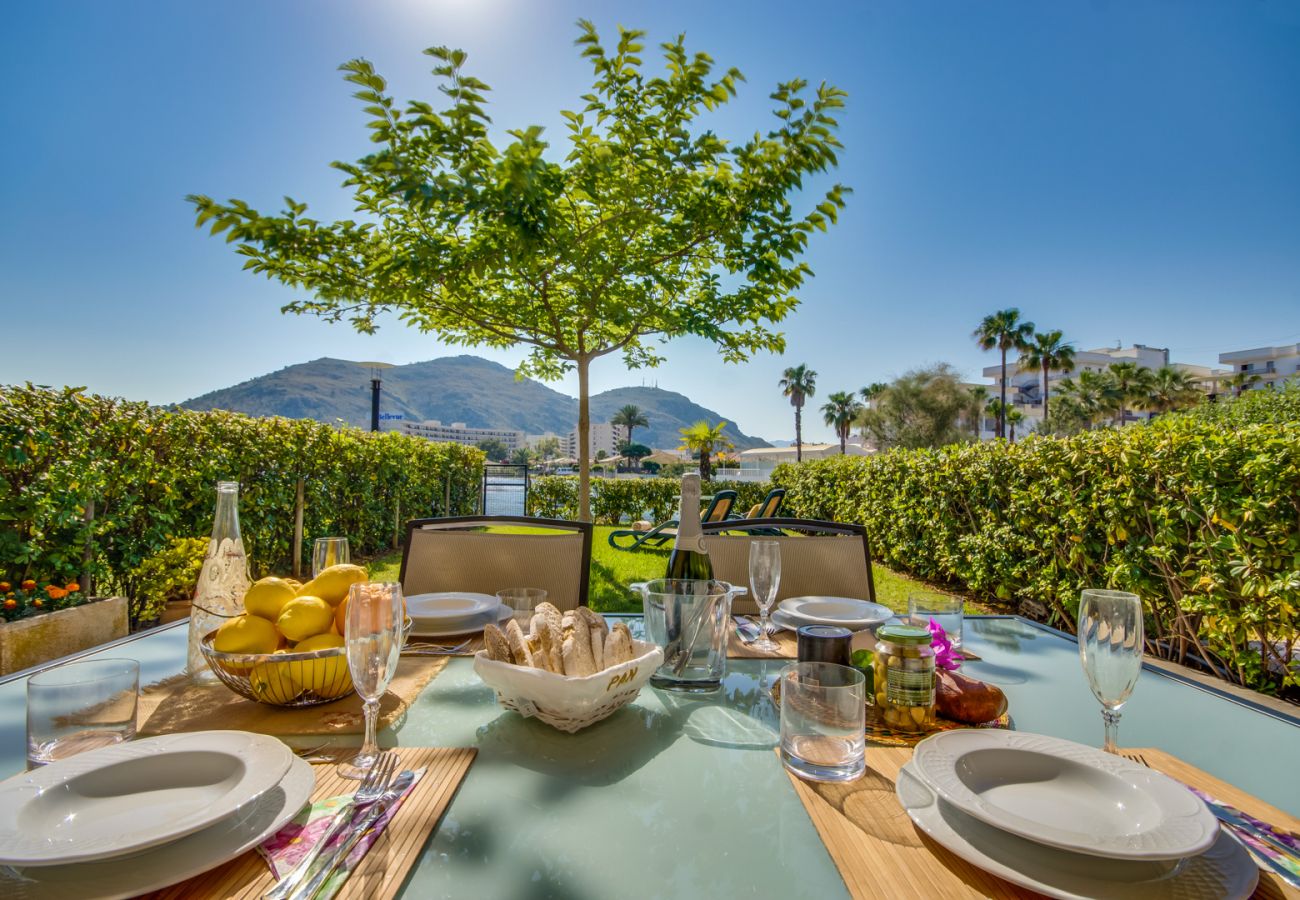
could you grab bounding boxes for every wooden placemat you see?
[144,746,475,899]
[786,744,1300,899]
[138,656,451,737]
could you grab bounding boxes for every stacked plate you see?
[769,595,892,633]
[406,591,511,638]
[0,730,314,900]
[897,729,1258,899]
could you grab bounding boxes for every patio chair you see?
[607,490,738,550]
[400,515,593,610]
[725,488,786,531]
[701,518,876,615]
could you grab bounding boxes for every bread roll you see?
[605,625,632,665]
[576,606,608,636]
[566,610,597,673]
[590,627,605,671]
[562,634,596,676]
[532,612,563,673]
[535,601,563,633]
[483,624,512,663]
[526,634,551,671]
[505,619,535,668]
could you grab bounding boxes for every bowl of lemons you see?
[199,564,408,707]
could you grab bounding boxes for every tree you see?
[1147,366,1203,416]
[821,391,863,454]
[1005,406,1025,443]
[1222,371,1262,398]
[188,23,848,522]
[1017,329,1075,424]
[510,446,535,467]
[857,364,979,450]
[620,442,651,466]
[1106,362,1156,426]
[610,404,649,449]
[973,309,1035,438]
[967,385,989,437]
[779,364,818,461]
[534,436,561,461]
[678,420,733,481]
[475,438,509,461]
[859,383,887,407]
[1051,370,1119,432]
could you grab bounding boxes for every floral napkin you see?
[258,768,425,900]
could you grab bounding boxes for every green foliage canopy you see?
[188,22,849,520]
[857,363,978,450]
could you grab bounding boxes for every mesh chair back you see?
[701,519,875,615]
[400,517,592,610]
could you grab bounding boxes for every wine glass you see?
[1077,589,1143,754]
[312,537,350,578]
[748,541,782,652]
[340,581,403,779]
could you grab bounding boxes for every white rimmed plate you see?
[0,730,294,867]
[778,596,892,629]
[896,762,1256,900]
[0,754,315,900]
[910,730,1219,861]
[410,604,511,638]
[405,591,498,626]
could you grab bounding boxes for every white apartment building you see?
[527,423,626,459]
[398,420,526,451]
[1218,343,1300,392]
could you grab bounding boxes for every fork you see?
[264,752,397,900]
[401,639,471,655]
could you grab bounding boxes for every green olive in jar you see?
[874,624,936,733]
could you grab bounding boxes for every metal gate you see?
[481,464,529,516]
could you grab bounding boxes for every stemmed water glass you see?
[312,536,350,578]
[340,581,403,779]
[1077,589,1143,754]
[748,540,782,652]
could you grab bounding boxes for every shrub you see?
[528,476,771,524]
[0,385,483,601]
[772,416,1300,693]
[1177,381,1300,427]
[1,577,88,622]
[124,536,207,627]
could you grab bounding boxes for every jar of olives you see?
[873,624,936,733]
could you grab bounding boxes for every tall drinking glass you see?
[341,581,402,778]
[908,591,964,650]
[779,662,866,782]
[1077,589,1143,754]
[312,537,351,578]
[748,540,781,652]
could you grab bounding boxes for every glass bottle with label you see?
[186,481,251,683]
[874,624,936,733]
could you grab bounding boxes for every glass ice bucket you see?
[631,579,746,692]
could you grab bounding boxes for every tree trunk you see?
[701,449,712,481]
[1041,361,1050,425]
[839,429,847,454]
[794,402,803,462]
[998,347,1007,439]
[577,355,592,522]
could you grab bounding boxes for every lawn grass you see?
[365,525,952,614]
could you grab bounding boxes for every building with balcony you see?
[398,420,526,451]
[1218,344,1300,392]
[527,423,625,459]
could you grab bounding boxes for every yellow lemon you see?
[334,594,349,636]
[212,614,280,658]
[283,578,303,591]
[248,655,301,704]
[276,595,335,642]
[291,633,351,696]
[243,577,298,620]
[297,564,368,607]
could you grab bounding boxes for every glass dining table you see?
[0,615,1296,898]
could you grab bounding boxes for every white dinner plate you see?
[769,607,890,634]
[910,730,1219,861]
[778,596,893,629]
[410,604,512,638]
[405,591,498,625]
[0,754,315,900]
[0,730,294,867]
[896,762,1256,900]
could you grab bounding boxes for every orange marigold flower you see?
[21,579,36,591]
[46,587,67,600]
[3,598,16,610]
[33,598,44,607]
[0,582,9,592]
[66,582,80,593]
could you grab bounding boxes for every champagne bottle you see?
[666,473,713,582]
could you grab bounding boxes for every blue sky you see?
[2,0,1297,442]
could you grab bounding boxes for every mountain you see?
[181,356,769,450]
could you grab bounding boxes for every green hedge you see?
[528,476,772,524]
[1,385,483,610]
[771,417,1300,693]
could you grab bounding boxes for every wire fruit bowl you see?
[199,619,411,708]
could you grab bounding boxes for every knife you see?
[734,615,761,644]
[287,769,416,900]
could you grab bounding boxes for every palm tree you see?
[1221,371,1262,398]
[821,391,863,454]
[610,405,649,468]
[1005,407,1025,443]
[1055,371,1119,430]
[1146,367,1204,416]
[973,309,1035,438]
[1017,330,1075,424]
[1106,362,1156,426]
[859,383,888,407]
[779,365,818,462]
[967,385,989,437]
[678,420,733,481]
